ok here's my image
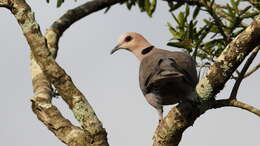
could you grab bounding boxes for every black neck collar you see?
[141,46,154,55]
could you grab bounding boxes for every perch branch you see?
[153,103,200,146]
[153,14,260,146]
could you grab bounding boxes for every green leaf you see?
[178,12,185,27]
[240,6,251,15]
[230,0,236,9]
[126,0,136,10]
[144,0,151,14]
[57,0,64,8]
[149,0,157,17]
[197,25,211,44]
[151,0,156,8]
[188,20,197,40]
[167,40,194,50]
[203,18,211,24]
[203,39,223,54]
[241,11,259,19]
[169,2,183,11]
[171,13,180,26]
[167,23,182,39]
[231,0,240,14]
[193,6,201,19]
[138,0,145,11]
[226,4,236,17]
[210,25,219,33]
[126,1,133,10]
[197,52,209,60]
[185,4,190,18]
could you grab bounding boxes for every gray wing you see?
[139,51,198,95]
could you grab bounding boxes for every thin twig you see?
[248,0,260,5]
[231,63,260,80]
[202,0,229,43]
[244,63,260,78]
[230,46,260,99]
[196,62,211,68]
[165,0,203,6]
[213,99,260,117]
[235,69,241,76]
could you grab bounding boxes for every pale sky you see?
[0,0,259,146]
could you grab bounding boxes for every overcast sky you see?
[0,0,259,146]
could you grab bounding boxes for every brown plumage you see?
[111,32,198,120]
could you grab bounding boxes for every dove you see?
[111,32,198,121]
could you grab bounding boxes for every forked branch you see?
[230,46,260,99]
[0,0,110,145]
[153,15,260,146]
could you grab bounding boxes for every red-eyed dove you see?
[111,32,198,121]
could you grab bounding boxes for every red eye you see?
[124,36,132,42]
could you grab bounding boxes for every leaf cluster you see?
[46,0,77,8]
[122,0,157,17]
[165,0,259,63]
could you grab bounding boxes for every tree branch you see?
[213,99,260,117]
[230,46,260,99]
[166,0,203,6]
[45,0,126,58]
[31,59,88,145]
[248,0,260,5]
[0,0,109,145]
[153,14,260,146]
[244,62,260,78]
[196,15,260,103]
[0,1,9,8]
[153,103,200,146]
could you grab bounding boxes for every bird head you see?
[111,32,152,58]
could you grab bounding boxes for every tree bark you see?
[0,0,116,145]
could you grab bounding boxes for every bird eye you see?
[124,36,132,42]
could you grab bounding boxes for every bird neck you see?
[133,45,156,61]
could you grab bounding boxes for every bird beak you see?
[111,44,124,55]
